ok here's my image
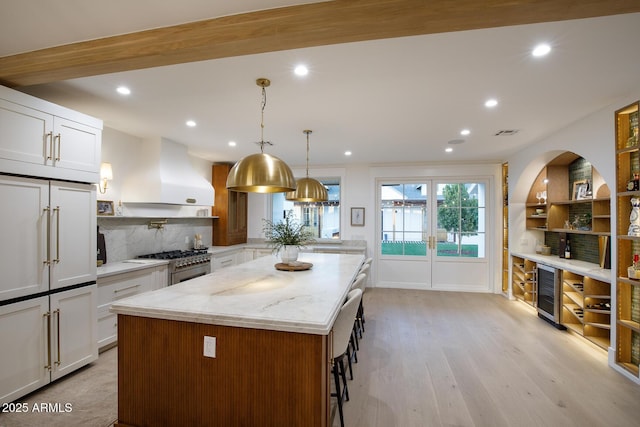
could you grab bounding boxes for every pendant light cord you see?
[305,130,311,177]
[260,85,267,152]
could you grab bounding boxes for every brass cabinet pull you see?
[53,206,60,263]
[54,309,61,367]
[45,132,53,160]
[54,133,61,161]
[43,207,51,265]
[114,284,140,293]
[44,311,51,371]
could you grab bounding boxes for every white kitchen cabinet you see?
[97,265,167,350]
[0,285,98,405]
[0,296,49,405]
[49,181,97,290]
[211,249,241,271]
[0,176,49,301]
[49,285,98,381]
[0,85,102,183]
[0,176,96,300]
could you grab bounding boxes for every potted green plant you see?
[262,210,314,263]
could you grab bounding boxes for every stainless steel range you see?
[138,249,211,285]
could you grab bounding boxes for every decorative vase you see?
[280,245,299,264]
[629,197,640,236]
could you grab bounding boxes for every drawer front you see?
[97,312,117,349]
[97,269,154,306]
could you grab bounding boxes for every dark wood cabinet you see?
[212,163,247,246]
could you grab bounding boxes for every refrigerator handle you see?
[44,311,51,371]
[43,206,51,265]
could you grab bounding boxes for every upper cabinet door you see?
[52,117,101,174]
[0,176,49,301]
[49,181,96,290]
[0,98,54,167]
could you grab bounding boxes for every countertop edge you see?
[111,306,331,335]
[97,260,169,279]
[511,252,612,282]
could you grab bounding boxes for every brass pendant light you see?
[286,130,328,202]
[226,78,296,193]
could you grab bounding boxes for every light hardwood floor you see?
[335,288,640,427]
[2,289,640,427]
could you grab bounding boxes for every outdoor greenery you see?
[381,241,478,257]
[262,210,314,252]
[437,184,478,243]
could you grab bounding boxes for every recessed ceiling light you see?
[445,147,453,153]
[448,139,465,145]
[294,65,308,76]
[460,129,470,136]
[228,141,237,147]
[485,99,498,108]
[116,86,131,95]
[344,151,352,156]
[186,120,196,127]
[532,43,551,57]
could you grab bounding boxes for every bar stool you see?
[331,288,362,427]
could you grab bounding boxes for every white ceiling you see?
[3,2,640,167]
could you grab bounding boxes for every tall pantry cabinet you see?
[0,85,101,405]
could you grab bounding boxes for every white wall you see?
[101,127,213,217]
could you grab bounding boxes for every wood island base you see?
[115,314,330,427]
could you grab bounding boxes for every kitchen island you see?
[110,252,365,427]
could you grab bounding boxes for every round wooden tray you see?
[275,262,313,271]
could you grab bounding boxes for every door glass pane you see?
[436,182,485,258]
[380,183,427,256]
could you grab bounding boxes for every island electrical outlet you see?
[204,336,216,358]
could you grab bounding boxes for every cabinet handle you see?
[43,207,51,265]
[44,311,52,371]
[53,206,60,263]
[54,133,61,161]
[114,284,140,293]
[54,309,61,367]
[45,132,53,160]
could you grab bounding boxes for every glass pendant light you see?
[226,78,296,193]
[286,130,328,202]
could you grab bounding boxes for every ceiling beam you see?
[2,0,639,87]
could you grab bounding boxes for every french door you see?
[377,179,490,292]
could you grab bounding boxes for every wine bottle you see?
[564,239,571,259]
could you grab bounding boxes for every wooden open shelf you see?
[512,255,536,307]
[560,270,610,350]
[615,100,640,377]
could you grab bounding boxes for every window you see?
[436,182,486,258]
[380,183,427,256]
[270,179,341,239]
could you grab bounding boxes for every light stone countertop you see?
[207,241,367,256]
[110,252,365,335]
[97,259,169,279]
[511,252,612,282]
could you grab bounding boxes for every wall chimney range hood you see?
[121,138,214,206]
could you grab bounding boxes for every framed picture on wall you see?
[351,207,365,226]
[97,200,114,216]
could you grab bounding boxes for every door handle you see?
[44,311,52,371]
[53,206,60,263]
[54,133,61,161]
[43,206,51,265]
[45,132,53,160]
[54,308,61,367]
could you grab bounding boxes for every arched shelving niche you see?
[525,151,611,263]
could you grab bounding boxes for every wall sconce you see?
[99,162,113,194]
